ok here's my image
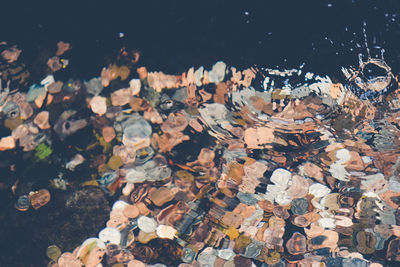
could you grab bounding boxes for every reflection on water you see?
[1,3,400,265]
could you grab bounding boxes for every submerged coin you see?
[29,189,51,210]
[290,198,309,215]
[137,216,157,233]
[127,259,146,267]
[99,227,121,245]
[58,252,82,267]
[46,245,61,262]
[156,225,177,239]
[15,195,30,211]
[181,248,195,263]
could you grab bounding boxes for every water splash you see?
[341,22,394,101]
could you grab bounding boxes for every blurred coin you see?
[15,195,30,211]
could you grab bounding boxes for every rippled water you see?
[1,0,400,266]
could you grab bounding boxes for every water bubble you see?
[362,20,367,27]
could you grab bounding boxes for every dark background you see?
[0,0,400,266]
[1,0,400,80]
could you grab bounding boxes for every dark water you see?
[1,0,400,79]
[0,0,400,266]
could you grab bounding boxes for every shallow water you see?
[1,1,400,266]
